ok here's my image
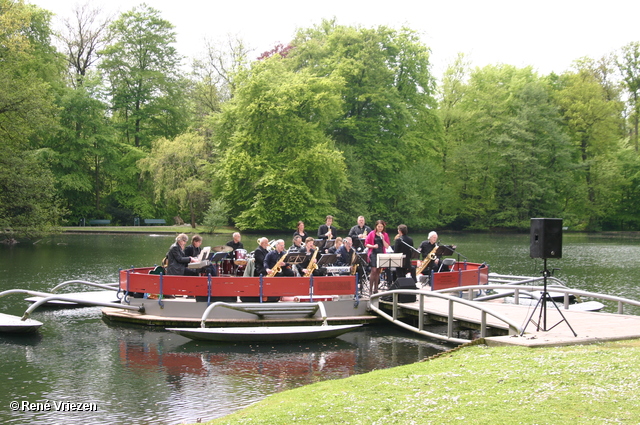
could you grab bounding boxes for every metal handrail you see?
[199,301,328,327]
[50,280,120,292]
[0,289,144,321]
[369,290,523,344]
[435,284,640,314]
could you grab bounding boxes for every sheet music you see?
[198,246,211,261]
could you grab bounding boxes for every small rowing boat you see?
[167,324,363,342]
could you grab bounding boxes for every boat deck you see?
[396,297,640,347]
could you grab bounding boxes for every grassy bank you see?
[62,225,235,235]
[208,339,640,424]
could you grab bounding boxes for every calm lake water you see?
[1,231,640,424]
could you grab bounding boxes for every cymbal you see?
[212,245,232,253]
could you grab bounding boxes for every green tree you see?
[212,57,347,230]
[553,61,625,229]
[99,4,188,148]
[0,1,65,238]
[138,132,212,228]
[288,21,442,226]
[444,65,573,229]
[618,42,640,152]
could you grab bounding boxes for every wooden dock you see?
[392,297,640,347]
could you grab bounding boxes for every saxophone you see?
[416,244,438,275]
[303,249,319,277]
[267,251,288,277]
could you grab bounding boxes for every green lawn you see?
[208,339,640,424]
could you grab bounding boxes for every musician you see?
[297,237,325,276]
[184,234,217,276]
[418,231,447,273]
[348,216,372,250]
[364,220,391,294]
[184,234,202,258]
[166,233,198,276]
[328,237,342,254]
[253,237,270,277]
[289,234,304,252]
[336,237,355,267]
[317,215,337,253]
[293,221,309,241]
[393,224,416,282]
[264,239,294,277]
[225,232,244,258]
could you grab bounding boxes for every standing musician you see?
[297,237,325,276]
[364,220,391,294]
[253,237,270,277]
[293,221,309,241]
[348,216,372,250]
[393,224,416,282]
[264,239,294,277]
[418,231,448,274]
[317,215,337,251]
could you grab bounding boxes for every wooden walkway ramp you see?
[374,292,640,347]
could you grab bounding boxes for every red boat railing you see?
[119,268,357,299]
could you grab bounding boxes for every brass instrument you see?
[416,244,438,275]
[303,249,319,277]
[267,251,288,277]
[350,250,358,275]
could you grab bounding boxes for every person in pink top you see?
[365,220,390,294]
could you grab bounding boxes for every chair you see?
[438,258,456,272]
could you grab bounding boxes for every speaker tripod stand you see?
[520,258,577,337]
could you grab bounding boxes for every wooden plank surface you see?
[399,297,640,347]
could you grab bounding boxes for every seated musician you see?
[336,237,354,266]
[289,234,304,252]
[264,239,294,276]
[297,237,326,276]
[418,231,449,274]
[225,232,244,258]
[328,237,342,254]
[184,234,217,276]
[253,237,269,277]
[166,233,198,276]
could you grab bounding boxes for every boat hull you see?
[167,324,363,342]
[0,313,43,333]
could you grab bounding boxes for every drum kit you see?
[211,245,248,276]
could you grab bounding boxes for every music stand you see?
[323,239,336,252]
[377,253,404,268]
[285,252,306,265]
[352,237,365,251]
[314,239,326,251]
[210,251,228,263]
[436,245,455,257]
[317,254,337,267]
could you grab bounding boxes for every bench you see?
[143,219,166,226]
[89,219,111,226]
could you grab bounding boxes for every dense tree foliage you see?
[4,1,640,240]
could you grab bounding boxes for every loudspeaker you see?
[388,277,417,303]
[530,218,562,259]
